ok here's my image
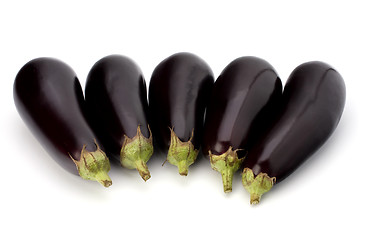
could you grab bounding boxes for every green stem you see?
[120,125,153,181]
[250,193,261,205]
[166,128,198,176]
[209,147,245,193]
[177,160,189,176]
[242,168,276,204]
[95,171,112,187]
[221,168,235,193]
[134,159,151,181]
[70,141,112,188]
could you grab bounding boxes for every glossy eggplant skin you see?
[202,56,282,192]
[242,61,346,204]
[244,61,346,181]
[149,52,214,174]
[85,55,150,158]
[85,55,152,181]
[14,58,111,186]
[203,56,283,156]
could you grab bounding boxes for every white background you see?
[1,0,365,239]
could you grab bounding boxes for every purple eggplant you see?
[149,52,214,175]
[242,61,346,204]
[202,57,282,192]
[13,58,112,187]
[85,55,152,181]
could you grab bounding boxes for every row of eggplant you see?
[13,53,346,204]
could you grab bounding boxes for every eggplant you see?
[202,57,282,192]
[85,55,152,181]
[13,58,112,187]
[242,61,346,204]
[149,52,214,175]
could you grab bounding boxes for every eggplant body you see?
[14,58,112,187]
[202,56,282,192]
[85,55,152,181]
[149,52,214,175]
[242,61,346,204]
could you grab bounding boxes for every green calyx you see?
[166,128,199,176]
[120,125,153,181]
[70,141,112,187]
[242,168,276,204]
[209,147,245,193]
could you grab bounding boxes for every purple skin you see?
[85,55,152,181]
[242,61,346,204]
[202,56,282,193]
[149,52,214,175]
[14,58,112,187]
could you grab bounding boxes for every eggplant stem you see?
[221,168,234,193]
[120,125,153,181]
[209,147,245,193]
[134,159,151,181]
[242,168,276,204]
[70,143,112,188]
[166,128,199,176]
[95,171,112,187]
[250,194,261,205]
[177,161,188,176]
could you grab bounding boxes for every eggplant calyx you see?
[242,168,276,204]
[209,147,245,193]
[167,128,199,176]
[120,125,153,181]
[70,141,112,187]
